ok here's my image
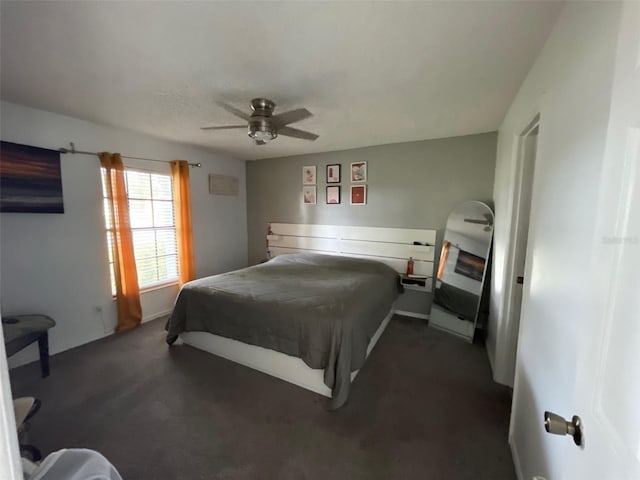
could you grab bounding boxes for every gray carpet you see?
[9,315,515,479]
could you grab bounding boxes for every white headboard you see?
[267,223,437,289]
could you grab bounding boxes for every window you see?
[101,168,178,295]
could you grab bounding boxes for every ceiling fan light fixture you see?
[248,119,277,144]
[249,128,277,144]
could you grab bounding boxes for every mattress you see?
[166,253,400,408]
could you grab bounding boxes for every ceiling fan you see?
[201,98,319,145]
[464,213,494,231]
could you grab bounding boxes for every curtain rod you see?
[58,142,202,168]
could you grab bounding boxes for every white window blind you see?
[101,168,178,295]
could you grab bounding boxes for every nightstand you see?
[399,274,430,291]
[396,274,432,320]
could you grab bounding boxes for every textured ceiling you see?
[0,1,562,160]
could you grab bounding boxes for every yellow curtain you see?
[437,241,451,280]
[99,152,142,332]
[171,160,195,285]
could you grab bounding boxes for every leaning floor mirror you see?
[430,201,494,343]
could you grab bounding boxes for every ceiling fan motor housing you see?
[250,98,275,115]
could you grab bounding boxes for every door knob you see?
[544,411,583,446]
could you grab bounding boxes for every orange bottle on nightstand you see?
[406,257,414,275]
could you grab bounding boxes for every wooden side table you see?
[2,314,56,377]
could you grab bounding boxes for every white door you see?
[508,122,538,375]
[566,2,640,478]
[0,314,22,479]
[510,3,640,479]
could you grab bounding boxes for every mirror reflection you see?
[430,201,494,342]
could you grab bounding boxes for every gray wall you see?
[247,132,497,265]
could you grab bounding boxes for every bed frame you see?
[181,223,437,399]
[181,308,394,397]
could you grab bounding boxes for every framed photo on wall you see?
[326,164,340,183]
[350,161,367,182]
[303,186,316,204]
[326,186,341,204]
[303,165,316,185]
[350,185,366,205]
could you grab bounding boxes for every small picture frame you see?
[350,161,367,182]
[303,186,317,204]
[326,164,341,183]
[350,185,367,205]
[303,165,316,185]
[326,186,341,204]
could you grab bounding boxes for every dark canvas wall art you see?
[0,141,64,213]
[454,249,485,281]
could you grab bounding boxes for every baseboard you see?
[9,309,173,371]
[510,435,524,480]
[487,343,496,375]
[394,310,429,320]
[428,322,474,342]
[142,309,172,324]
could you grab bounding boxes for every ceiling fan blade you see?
[200,125,246,130]
[278,126,319,141]
[215,101,250,121]
[271,108,313,127]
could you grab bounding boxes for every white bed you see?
[176,223,436,401]
[181,307,394,398]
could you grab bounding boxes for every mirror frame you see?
[430,200,494,342]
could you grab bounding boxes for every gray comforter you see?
[166,253,400,409]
